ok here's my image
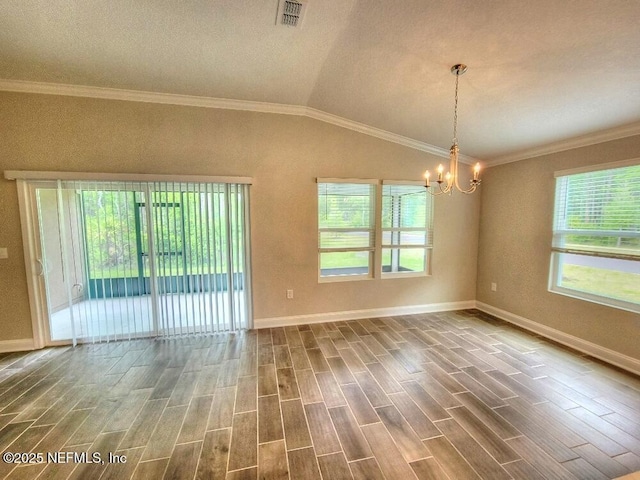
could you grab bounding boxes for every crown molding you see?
[0,79,481,164]
[0,79,307,116]
[486,121,640,167]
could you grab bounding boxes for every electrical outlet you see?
[491,282,497,292]
[286,289,294,299]
[0,248,7,259]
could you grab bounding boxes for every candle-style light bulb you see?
[437,164,444,182]
[424,170,431,187]
[473,162,481,181]
[445,172,452,183]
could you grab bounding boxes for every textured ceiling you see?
[1,0,640,161]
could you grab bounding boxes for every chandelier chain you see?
[453,72,459,144]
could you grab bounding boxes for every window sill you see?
[548,285,640,315]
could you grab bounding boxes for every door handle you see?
[35,258,45,277]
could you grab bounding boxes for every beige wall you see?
[476,136,640,361]
[0,91,480,341]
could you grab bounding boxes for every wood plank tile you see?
[194,365,220,396]
[366,362,403,394]
[258,345,274,366]
[196,428,231,480]
[104,388,150,432]
[177,395,213,443]
[296,369,323,404]
[91,446,145,480]
[316,371,347,407]
[258,395,283,444]
[561,457,609,480]
[435,418,511,479]
[306,348,330,373]
[258,440,289,480]
[141,404,188,461]
[228,411,258,471]
[161,440,202,480]
[423,435,481,480]
[218,359,240,388]
[328,406,372,461]
[317,337,340,358]
[501,460,548,480]
[572,443,630,479]
[388,392,441,440]
[236,375,258,413]
[118,398,168,449]
[353,370,391,408]
[317,452,352,480]
[281,399,312,450]
[351,342,378,364]
[506,435,579,480]
[276,367,300,400]
[289,347,311,371]
[569,406,639,456]
[376,404,430,462]
[273,345,293,369]
[304,402,341,455]
[409,457,452,480]
[67,430,126,480]
[132,459,169,480]
[494,404,581,462]
[207,386,236,430]
[287,447,321,480]
[341,383,379,425]
[447,405,520,464]
[34,408,91,452]
[402,381,450,422]
[361,422,418,479]
[258,364,278,397]
[455,392,521,440]
[300,331,319,350]
[349,458,385,480]
[167,371,201,407]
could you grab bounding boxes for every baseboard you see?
[476,302,640,376]
[0,338,35,354]
[254,300,476,329]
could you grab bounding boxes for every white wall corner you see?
[476,302,640,376]
[254,300,477,329]
[0,338,36,354]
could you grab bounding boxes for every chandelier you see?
[425,64,481,195]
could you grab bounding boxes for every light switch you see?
[0,248,7,259]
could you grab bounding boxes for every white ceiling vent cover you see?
[276,0,306,27]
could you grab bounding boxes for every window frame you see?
[548,159,640,314]
[317,178,377,283]
[380,180,433,279]
[317,178,433,282]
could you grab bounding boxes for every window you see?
[317,179,432,281]
[318,180,376,280]
[382,182,432,276]
[550,162,640,313]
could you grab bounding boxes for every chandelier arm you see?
[426,182,448,196]
[457,182,479,194]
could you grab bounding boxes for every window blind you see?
[550,163,640,312]
[317,181,375,278]
[381,183,432,275]
[553,164,640,260]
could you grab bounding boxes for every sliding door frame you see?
[8,171,254,348]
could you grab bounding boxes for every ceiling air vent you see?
[276,0,306,27]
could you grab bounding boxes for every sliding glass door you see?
[26,179,252,346]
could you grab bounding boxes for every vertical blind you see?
[38,179,252,345]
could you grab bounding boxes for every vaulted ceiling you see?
[1,0,640,163]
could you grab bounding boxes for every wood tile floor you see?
[0,309,639,479]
